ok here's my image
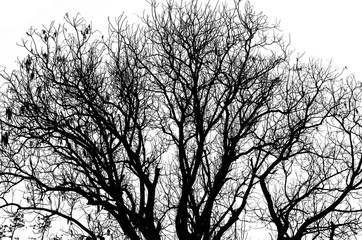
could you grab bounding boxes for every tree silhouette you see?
[0,1,361,240]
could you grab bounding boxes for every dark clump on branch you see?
[5,107,12,121]
[1,132,9,146]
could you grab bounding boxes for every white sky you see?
[0,0,361,78]
[251,0,362,78]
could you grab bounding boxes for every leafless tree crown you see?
[0,1,361,240]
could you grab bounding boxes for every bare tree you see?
[138,1,288,240]
[253,60,362,240]
[0,1,360,240]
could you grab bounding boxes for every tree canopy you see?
[0,1,362,240]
